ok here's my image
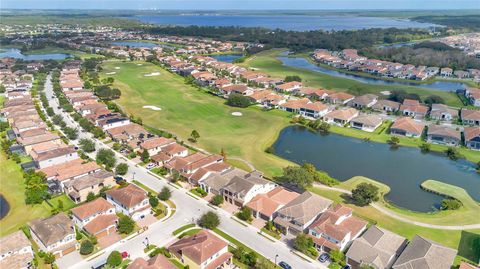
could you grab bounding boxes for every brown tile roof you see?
[0,230,31,254]
[188,162,231,183]
[400,99,429,114]
[106,184,148,208]
[31,145,77,162]
[83,214,118,235]
[140,137,176,150]
[325,108,359,121]
[204,252,233,269]
[459,262,479,269]
[464,126,480,141]
[168,230,228,265]
[280,98,310,110]
[275,191,332,227]
[391,117,425,136]
[373,99,401,111]
[302,101,329,112]
[461,109,480,121]
[246,187,299,218]
[327,92,354,101]
[18,127,48,139]
[38,159,100,181]
[17,132,60,146]
[71,197,115,220]
[29,213,74,247]
[351,114,383,127]
[427,125,461,140]
[127,255,178,269]
[162,143,188,156]
[276,81,302,90]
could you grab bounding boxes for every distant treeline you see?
[359,41,480,70]
[412,15,480,30]
[144,26,442,52]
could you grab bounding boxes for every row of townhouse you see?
[313,48,480,81]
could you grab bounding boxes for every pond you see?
[273,125,480,212]
[0,48,72,60]
[132,15,441,31]
[211,54,243,63]
[111,41,174,49]
[0,195,10,220]
[277,56,467,92]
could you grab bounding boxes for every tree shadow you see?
[457,230,480,264]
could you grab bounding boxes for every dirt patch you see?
[143,105,162,111]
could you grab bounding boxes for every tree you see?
[419,143,431,153]
[198,211,220,229]
[445,147,462,160]
[387,136,400,148]
[424,95,445,105]
[117,214,135,234]
[220,148,227,161]
[106,251,123,267]
[96,149,117,169]
[149,196,159,208]
[115,163,128,175]
[24,171,49,204]
[63,127,78,140]
[80,240,94,255]
[43,252,56,265]
[351,183,379,206]
[293,234,314,253]
[141,150,150,163]
[330,249,345,264]
[441,199,462,210]
[158,186,172,201]
[284,75,302,82]
[275,166,314,190]
[86,192,96,202]
[190,130,200,142]
[237,207,253,222]
[211,194,224,206]
[79,138,96,153]
[226,93,252,108]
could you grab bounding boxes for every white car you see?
[145,163,157,170]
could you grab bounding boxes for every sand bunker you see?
[231,112,243,116]
[137,64,143,66]
[143,105,162,111]
[105,72,116,75]
[380,91,391,96]
[114,67,120,70]
[144,72,161,77]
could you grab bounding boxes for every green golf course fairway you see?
[101,60,294,177]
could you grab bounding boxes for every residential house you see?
[440,67,453,77]
[372,99,401,113]
[275,81,302,92]
[324,108,359,126]
[279,98,310,113]
[348,94,378,109]
[308,204,367,252]
[63,170,116,203]
[106,123,149,143]
[390,117,425,138]
[199,168,249,195]
[427,125,461,146]
[0,231,34,269]
[96,113,131,130]
[151,143,189,166]
[17,133,62,155]
[430,104,458,121]
[245,187,300,221]
[71,198,118,238]
[29,213,77,258]
[458,262,479,269]
[31,145,79,169]
[220,84,253,97]
[165,153,224,180]
[106,184,151,221]
[461,109,480,125]
[392,235,457,269]
[299,102,331,118]
[346,225,407,269]
[400,99,429,119]
[464,127,480,150]
[39,159,101,186]
[168,230,233,269]
[222,172,277,206]
[465,87,480,107]
[325,92,355,105]
[128,255,177,269]
[140,137,176,156]
[350,114,383,132]
[273,192,333,235]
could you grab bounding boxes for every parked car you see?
[319,253,330,263]
[279,261,292,269]
[145,163,156,170]
[343,265,351,269]
[114,176,124,183]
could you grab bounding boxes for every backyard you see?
[101,60,295,177]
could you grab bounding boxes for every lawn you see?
[100,60,295,177]
[240,49,463,107]
[25,46,103,60]
[172,224,196,236]
[0,151,52,236]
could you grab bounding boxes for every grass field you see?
[25,46,103,60]
[240,49,463,107]
[101,60,295,177]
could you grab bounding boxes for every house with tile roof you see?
[390,117,425,138]
[168,230,233,269]
[465,87,480,107]
[199,168,248,195]
[461,109,480,126]
[106,184,151,221]
[127,254,178,269]
[245,187,300,221]
[464,126,480,150]
[324,108,359,126]
[346,225,407,269]
[350,114,383,132]
[29,213,77,258]
[63,170,116,203]
[430,104,458,121]
[324,92,355,105]
[392,235,457,269]
[31,145,79,169]
[273,192,333,235]
[299,101,332,119]
[399,99,429,119]
[140,137,177,156]
[308,204,367,252]
[222,172,276,207]
[372,99,401,113]
[275,81,302,93]
[71,198,118,238]
[348,94,378,109]
[427,125,461,146]
[0,231,34,269]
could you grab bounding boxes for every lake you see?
[0,195,10,220]
[277,56,467,92]
[0,48,71,60]
[273,125,480,212]
[211,54,243,63]
[132,15,441,31]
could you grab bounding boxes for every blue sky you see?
[2,0,479,10]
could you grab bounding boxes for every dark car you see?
[319,253,330,263]
[278,261,292,269]
[343,265,351,269]
[114,176,124,183]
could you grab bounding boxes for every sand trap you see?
[380,91,391,96]
[144,72,161,77]
[137,64,143,66]
[231,112,243,116]
[105,72,116,75]
[114,67,120,70]
[143,105,162,111]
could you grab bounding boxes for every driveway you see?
[98,233,122,249]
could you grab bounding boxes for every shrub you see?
[115,163,129,175]
[441,199,462,210]
[158,186,172,201]
[106,251,122,267]
[149,196,159,208]
[117,214,135,234]
[419,143,431,153]
[351,183,379,206]
[211,194,224,206]
[226,93,252,108]
[236,207,253,222]
[293,234,314,253]
[80,240,94,255]
[198,211,220,229]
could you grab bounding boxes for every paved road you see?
[44,75,325,269]
[313,184,480,230]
